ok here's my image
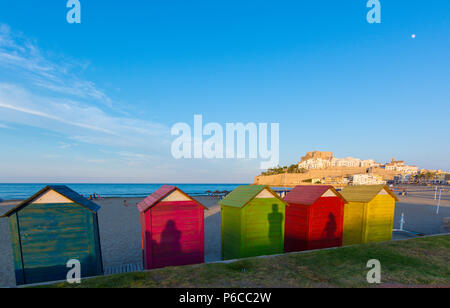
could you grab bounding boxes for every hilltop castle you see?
[254,151,420,187]
[298,151,380,170]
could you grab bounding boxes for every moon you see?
[411,34,416,39]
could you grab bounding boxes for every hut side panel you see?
[146,201,204,269]
[365,195,395,243]
[16,203,101,284]
[221,205,242,260]
[91,214,103,275]
[8,213,25,285]
[243,198,285,258]
[308,197,344,250]
[342,202,365,246]
[141,212,149,269]
[284,205,309,252]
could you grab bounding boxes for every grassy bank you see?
[43,235,450,288]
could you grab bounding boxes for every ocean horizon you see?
[0,183,250,200]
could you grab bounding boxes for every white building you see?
[385,162,418,174]
[360,159,380,167]
[351,174,386,185]
[298,156,380,170]
[298,158,331,170]
[332,157,360,167]
[396,165,419,174]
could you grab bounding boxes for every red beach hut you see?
[137,185,208,269]
[284,185,347,252]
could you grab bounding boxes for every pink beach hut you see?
[137,185,208,270]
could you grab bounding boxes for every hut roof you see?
[340,185,399,203]
[219,185,286,208]
[137,185,207,213]
[284,185,347,206]
[1,185,100,218]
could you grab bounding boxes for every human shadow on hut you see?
[150,220,203,268]
[268,204,283,248]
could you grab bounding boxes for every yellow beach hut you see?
[340,185,398,246]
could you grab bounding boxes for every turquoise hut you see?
[1,186,103,285]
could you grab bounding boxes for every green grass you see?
[40,235,450,288]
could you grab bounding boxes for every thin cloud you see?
[0,98,115,134]
[0,83,170,150]
[0,24,170,154]
[0,122,10,129]
[43,154,61,159]
[59,142,75,149]
[0,23,112,106]
[84,159,111,164]
[116,151,154,166]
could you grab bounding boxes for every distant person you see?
[123,200,129,207]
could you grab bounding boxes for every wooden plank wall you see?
[284,204,309,252]
[144,201,204,269]
[13,203,102,285]
[308,197,344,250]
[8,213,25,285]
[242,198,285,258]
[221,205,242,260]
[342,202,366,246]
[365,195,396,243]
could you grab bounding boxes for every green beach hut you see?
[1,185,103,285]
[219,185,287,260]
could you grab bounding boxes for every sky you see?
[0,1,449,183]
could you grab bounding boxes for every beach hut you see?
[284,185,347,252]
[340,185,398,246]
[219,185,287,260]
[137,185,208,270]
[1,186,103,285]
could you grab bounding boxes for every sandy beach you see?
[0,191,448,288]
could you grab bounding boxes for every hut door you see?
[17,203,93,284]
[343,203,364,245]
[150,201,203,268]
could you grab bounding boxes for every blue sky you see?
[0,1,449,183]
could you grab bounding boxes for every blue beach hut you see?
[1,185,103,285]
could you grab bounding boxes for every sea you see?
[0,183,249,200]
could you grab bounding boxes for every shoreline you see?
[0,183,245,202]
[0,194,221,204]
[1,184,449,207]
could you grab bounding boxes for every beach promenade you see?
[0,192,448,288]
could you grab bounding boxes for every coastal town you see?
[255,151,450,187]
